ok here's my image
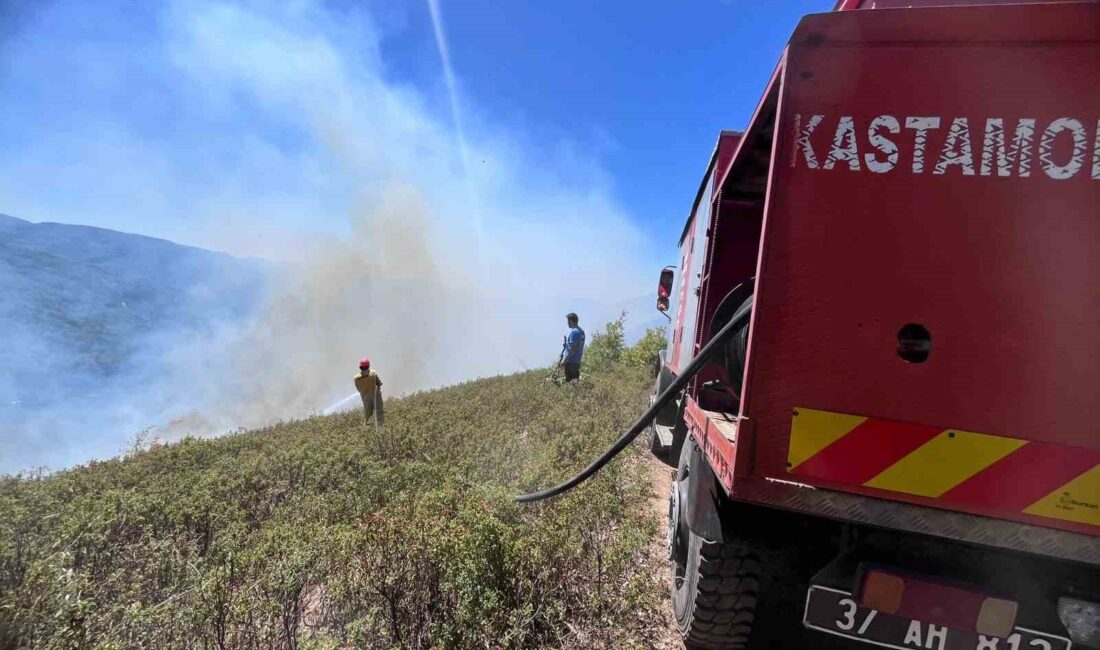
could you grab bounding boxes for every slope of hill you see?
[0,347,673,648]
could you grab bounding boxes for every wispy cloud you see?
[425,0,482,251]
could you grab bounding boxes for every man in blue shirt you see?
[558,312,586,382]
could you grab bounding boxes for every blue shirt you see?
[561,326,585,364]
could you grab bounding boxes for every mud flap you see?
[683,436,726,542]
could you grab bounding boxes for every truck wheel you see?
[669,442,760,648]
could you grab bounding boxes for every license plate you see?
[803,586,1071,650]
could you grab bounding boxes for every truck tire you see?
[669,443,760,648]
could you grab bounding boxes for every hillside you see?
[0,214,269,472]
[0,348,675,649]
[0,214,268,405]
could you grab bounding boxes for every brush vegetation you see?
[0,326,668,649]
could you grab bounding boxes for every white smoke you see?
[0,0,660,472]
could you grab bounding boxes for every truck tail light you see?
[858,568,1018,637]
[862,571,904,614]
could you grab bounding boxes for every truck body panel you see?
[670,1,1099,558]
[667,134,742,374]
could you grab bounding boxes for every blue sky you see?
[1,0,830,262]
[408,0,833,244]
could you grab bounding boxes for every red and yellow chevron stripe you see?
[787,407,1100,528]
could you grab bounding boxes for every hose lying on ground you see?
[515,300,753,503]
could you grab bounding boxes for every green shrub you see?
[584,313,626,371]
[587,315,667,377]
[622,326,667,373]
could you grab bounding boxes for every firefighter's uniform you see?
[354,369,384,426]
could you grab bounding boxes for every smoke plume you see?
[0,0,660,473]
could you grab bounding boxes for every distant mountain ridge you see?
[0,213,269,409]
[0,213,664,473]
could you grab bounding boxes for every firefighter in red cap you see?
[354,358,384,426]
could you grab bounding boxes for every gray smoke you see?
[156,185,454,433]
[0,0,661,473]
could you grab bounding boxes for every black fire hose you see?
[515,300,753,503]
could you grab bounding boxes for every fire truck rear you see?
[647,2,1100,647]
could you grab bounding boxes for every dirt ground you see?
[641,455,686,650]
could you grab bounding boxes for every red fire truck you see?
[647,1,1099,647]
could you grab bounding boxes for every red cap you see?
[359,358,371,369]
